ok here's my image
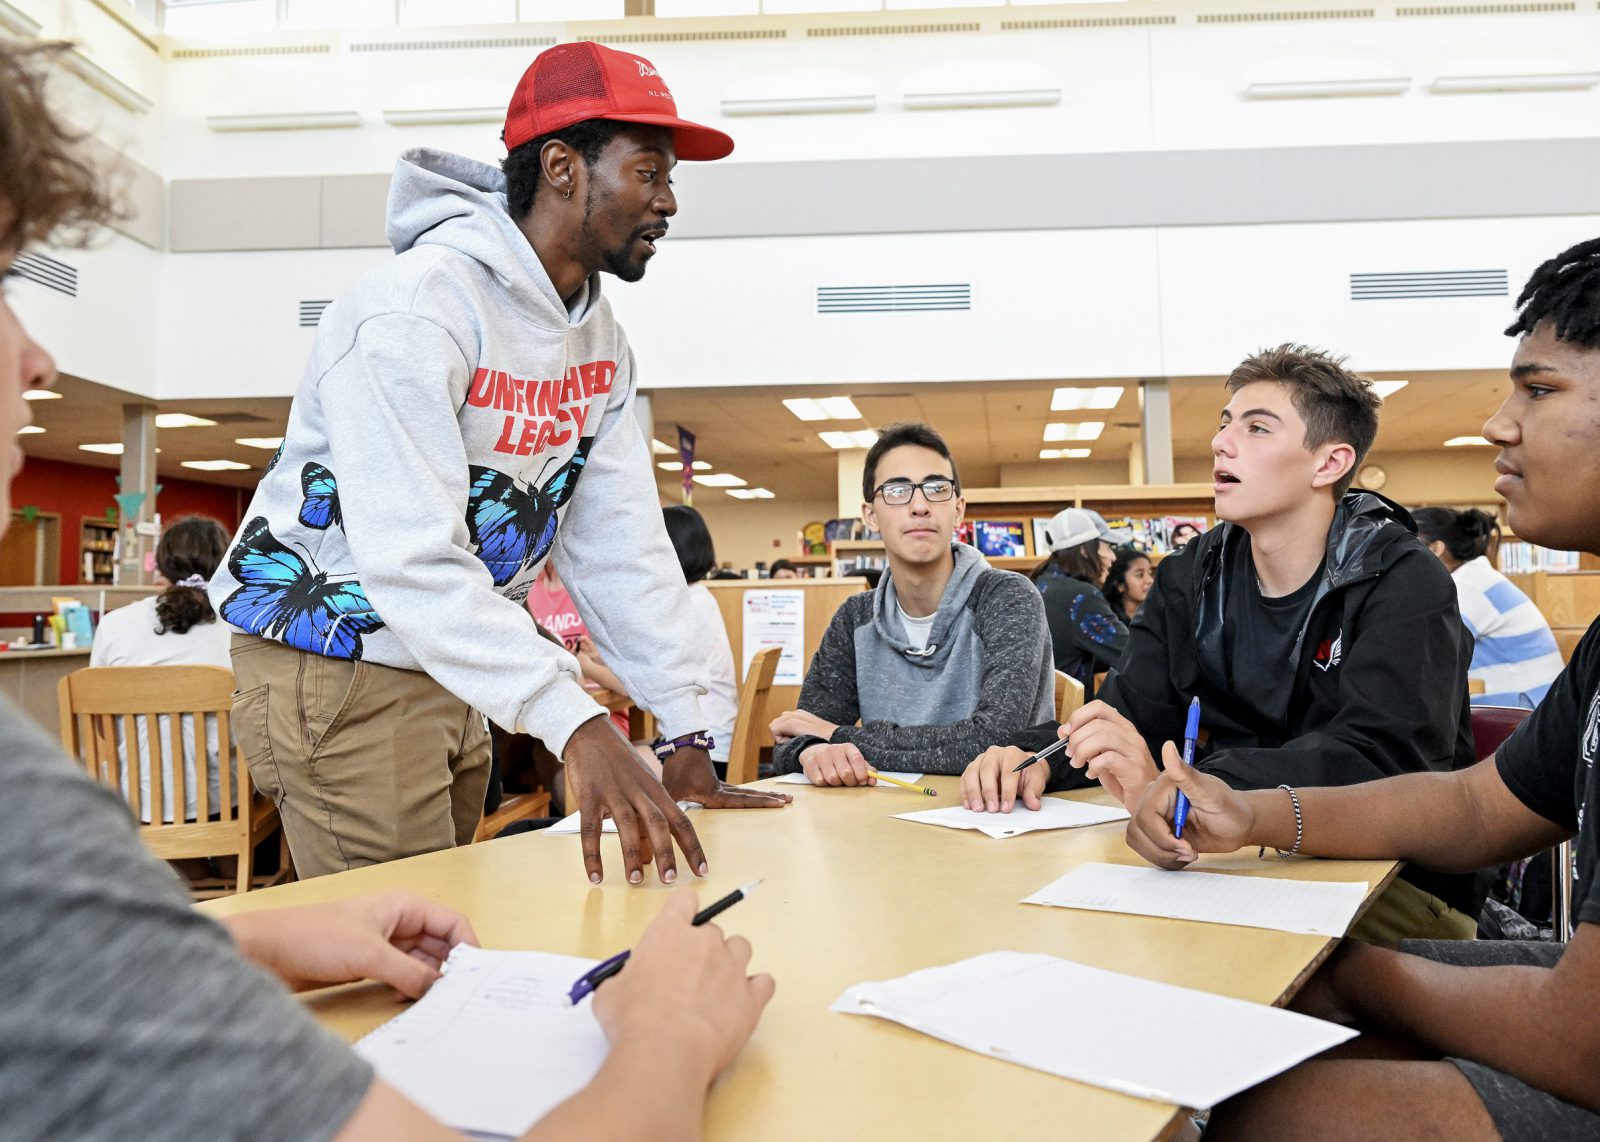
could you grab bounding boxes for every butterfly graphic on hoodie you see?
[220,517,384,660]
[466,438,594,586]
[298,463,341,530]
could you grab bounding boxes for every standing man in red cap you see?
[211,43,790,886]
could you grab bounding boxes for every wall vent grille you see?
[817,283,971,314]
[1001,15,1176,29]
[1396,2,1573,14]
[13,252,76,297]
[349,35,555,53]
[578,29,784,43]
[1198,8,1374,24]
[299,299,333,327]
[808,22,980,38]
[170,44,331,59]
[1350,269,1508,300]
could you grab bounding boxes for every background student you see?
[1413,505,1563,708]
[768,422,1054,782]
[1122,243,1600,1135]
[767,559,801,580]
[1030,507,1129,694]
[90,516,232,825]
[1103,547,1155,625]
[0,40,772,1142]
[661,505,739,779]
[962,345,1480,941]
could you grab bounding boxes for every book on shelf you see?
[974,520,1027,558]
[1499,542,1581,574]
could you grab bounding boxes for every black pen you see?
[567,879,763,1005]
[1012,733,1071,774]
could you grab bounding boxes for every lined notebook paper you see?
[1023,862,1369,937]
[893,798,1128,839]
[355,945,610,1139]
[832,951,1355,1109]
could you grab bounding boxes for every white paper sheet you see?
[832,950,1355,1109]
[775,770,925,786]
[742,590,805,685]
[1023,862,1368,937]
[544,802,700,835]
[355,945,610,1139]
[893,797,1128,839]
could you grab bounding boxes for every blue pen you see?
[1173,696,1201,839]
[566,879,763,1005]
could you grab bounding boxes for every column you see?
[836,449,868,520]
[1137,379,1174,486]
[118,403,158,585]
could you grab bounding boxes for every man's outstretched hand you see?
[662,747,792,810]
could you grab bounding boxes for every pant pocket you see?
[230,683,282,805]
[308,659,367,763]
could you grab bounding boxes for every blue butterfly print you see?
[264,442,284,475]
[221,516,384,661]
[298,463,341,530]
[466,438,594,587]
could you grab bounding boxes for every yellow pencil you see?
[869,769,937,797]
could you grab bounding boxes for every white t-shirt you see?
[684,582,738,763]
[90,596,233,823]
[897,601,936,653]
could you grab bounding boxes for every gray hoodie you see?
[772,545,1055,774]
[208,148,709,754]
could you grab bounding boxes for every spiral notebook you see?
[354,944,610,1139]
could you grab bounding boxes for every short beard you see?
[582,182,648,283]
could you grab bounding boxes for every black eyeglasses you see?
[872,478,958,506]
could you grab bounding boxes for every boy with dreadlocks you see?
[1116,237,1600,1140]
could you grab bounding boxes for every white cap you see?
[1042,508,1114,552]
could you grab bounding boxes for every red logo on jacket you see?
[1313,632,1343,672]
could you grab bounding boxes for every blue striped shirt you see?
[1452,556,1563,708]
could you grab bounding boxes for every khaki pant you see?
[229,634,491,879]
[1350,876,1478,946]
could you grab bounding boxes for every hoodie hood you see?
[871,543,988,666]
[1194,490,1418,683]
[386,147,603,331]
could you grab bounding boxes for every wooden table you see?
[201,779,1397,1141]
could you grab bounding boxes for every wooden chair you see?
[473,787,553,842]
[1055,670,1084,723]
[1468,677,1487,696]
[725,646,783,785]
[58,665,288,898]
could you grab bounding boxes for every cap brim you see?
[605,111,734,161]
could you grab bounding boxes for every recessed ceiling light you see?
[181,459,252,471]
[727,487,776,499]
[1444,435,1494,447]
[1042,421,1104,442]
[80,443,124,455]
[22,390,61,401]
[819,429,880,450]
[651,438,676,455]
[1039,448,1091,460]
[235,436,284,450]
[657,460,713,471]
[783,396,862,421]
[1371,380,1409,399]
[155,413,218,428]
[16,425,44,434]
[694,473,748,488]
[1050,386,1123,412]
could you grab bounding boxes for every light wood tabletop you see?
[201,778,1398,1142]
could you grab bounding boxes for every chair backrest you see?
[58,666,250,856]
[1470,704,1532,763]
[1055,670,1084,723]
[725,646,783,785]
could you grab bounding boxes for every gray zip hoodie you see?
[208,148,709,754]
[772,544,1055,774]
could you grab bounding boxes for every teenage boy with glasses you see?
[768,422,1055,782]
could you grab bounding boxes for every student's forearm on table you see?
[524,1041,710,1142]
[1337,940,1600,1113]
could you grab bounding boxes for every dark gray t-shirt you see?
[0,695,372,1140]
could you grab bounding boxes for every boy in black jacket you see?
[962,344,1479,939]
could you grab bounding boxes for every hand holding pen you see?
[1173,696,1202,838]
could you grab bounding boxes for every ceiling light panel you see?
[727,487,776,499]
[22,390,61,401]
[155,413,218,428]
[1039,448,1091,460]
[16,425,44,434]
[1370,381,1409,399]
[1042,421,1105,442]
[80,443,124,455]
[235,437,285,449]
[658,461,713,471]
[820,429,880,449]
[1050,386,1124,412]
[181,460,253,471]
[693,473,748,488]
[651,438,676,454]
[783,396,862,421]
[1444,436,1493,447]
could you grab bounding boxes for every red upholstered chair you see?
[1470,705,1531,762]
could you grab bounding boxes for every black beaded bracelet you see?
[1259,784,1304,859]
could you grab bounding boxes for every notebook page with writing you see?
[893,798,1128,839]
[355,945,610,1139]
[1023,862,1368,937]
[832,951,1355,1109]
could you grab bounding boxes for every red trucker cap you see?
[503,42,734,161]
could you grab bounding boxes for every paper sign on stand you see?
[742,590,805,686]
